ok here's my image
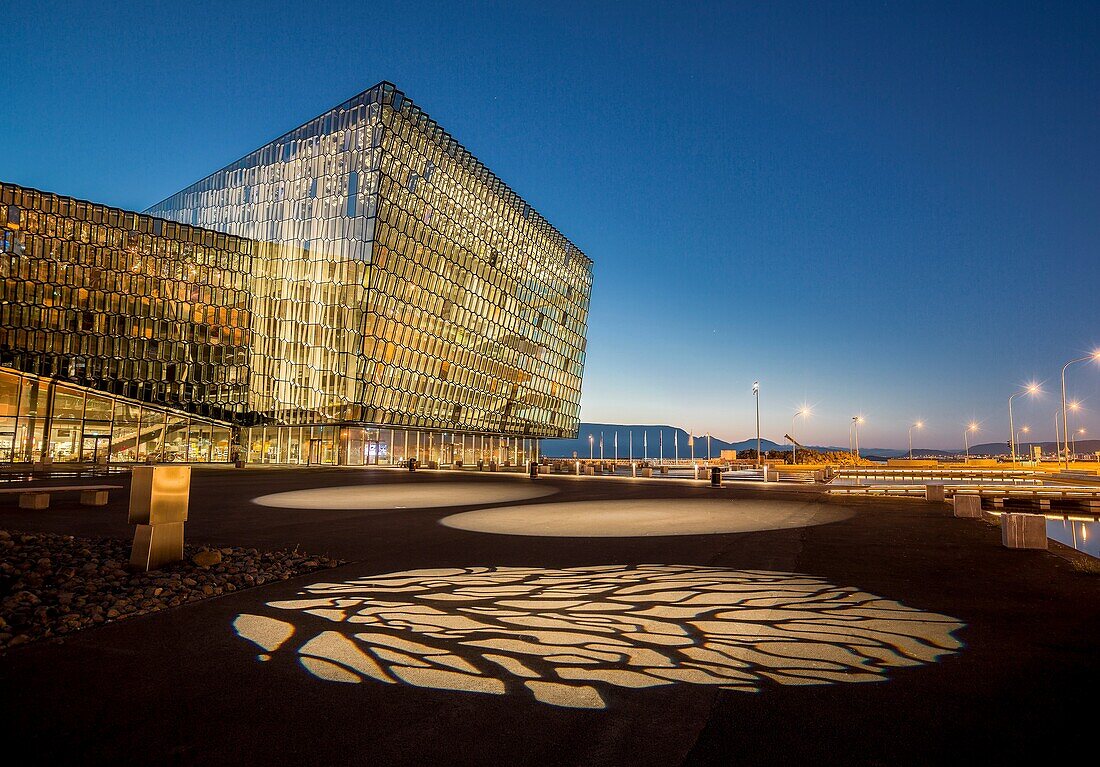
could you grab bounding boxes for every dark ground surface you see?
[1,466,1098,766]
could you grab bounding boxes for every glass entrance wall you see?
[243,424,536,467]
[0,365,232,463]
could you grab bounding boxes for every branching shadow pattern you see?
[234,565,964,709]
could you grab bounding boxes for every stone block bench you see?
[0,485,124,509]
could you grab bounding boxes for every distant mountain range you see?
[540,423,910,459]
[913,440,1100,458]
[542,424,1100,460]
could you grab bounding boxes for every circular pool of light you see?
[252,482,558,510]
[439,498,852,537]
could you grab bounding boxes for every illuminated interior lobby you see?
[0,82,591,466]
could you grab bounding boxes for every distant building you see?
[0,83,591,465]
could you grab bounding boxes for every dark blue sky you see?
[3,1,1099,448]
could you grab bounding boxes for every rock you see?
[192,550,223,568]
[0,527,343,652]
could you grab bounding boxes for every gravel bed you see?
[0,529,344,652]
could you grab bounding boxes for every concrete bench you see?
[1002,513,1047,550]
[953,494,982,518]
[0,485,124,509]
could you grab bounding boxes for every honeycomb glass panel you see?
[1,83,589,464]
[146,82,591,442]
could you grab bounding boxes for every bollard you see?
[925,485,946,502]
[711,466,722,487]
[953,494,982,518]
[761,465,770,482]
[641,467,653,478]
[576,461,581,476]
[1001,513,1047,549]
[631,462,637,478]
[129,465,191,571]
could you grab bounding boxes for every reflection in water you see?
[1047,517,1100,559]
[234,565,964,709]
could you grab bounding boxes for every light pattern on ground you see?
[251,482,557,509]
[233,565,964,709]
[439,499,852,537]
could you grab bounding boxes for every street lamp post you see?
[851,416,863,462]
[908,421,923,461]
[588,434,593,460]
[1008,383,1040,465]
[753,381,761,466]
[792,408,808,464]
[1016,426,1030,463]
[1067,401,1081,463]
[965,422,978,461]
[1060,352,1100,465]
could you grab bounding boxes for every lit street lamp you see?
[1060,351,1100,465]
[792,407,809,464]
[1075,427,1086,458]
[1008,382,1041,465]
[1016,426,1030,462]
[908,420,923,461]
[1067,401,1081,461]
[965,422,978,461]
[850,416,864,461]
[752,381,761,466]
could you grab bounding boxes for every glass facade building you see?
[0,82,591,465]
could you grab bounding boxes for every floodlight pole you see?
[1061,356,1094,466]
[753,381,761,465]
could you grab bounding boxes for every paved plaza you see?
[1,468,1098,765]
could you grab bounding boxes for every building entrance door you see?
[307,438,322,465]
[82,435,110,464]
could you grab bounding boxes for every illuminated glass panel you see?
[147,82,591,439]
[0,183,253,422]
